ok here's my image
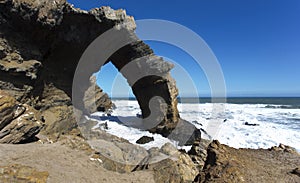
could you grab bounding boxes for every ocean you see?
[90,97,300,152]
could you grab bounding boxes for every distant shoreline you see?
[111,97,300,106]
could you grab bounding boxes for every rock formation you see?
[0,164,49,183]
[84,75,114,114]
[1,1,298,183]
[194,140,300,183]
[77,119,200,182]
[0,91,43,143]
[134,143,198,183]
[188,139,211,171]
[136,136,154,144]
[0,1,202,181]
[0,0,185,140]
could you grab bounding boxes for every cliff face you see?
[0,0,182,140]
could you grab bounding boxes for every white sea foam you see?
[91,100,191,151]
[91,100,300,152]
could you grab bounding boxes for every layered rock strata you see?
[0,91,43,143]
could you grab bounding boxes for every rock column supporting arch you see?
[108,40,180,134]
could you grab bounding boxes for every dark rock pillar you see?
[109,41,180,134]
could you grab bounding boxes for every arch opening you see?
[72,21,201,146]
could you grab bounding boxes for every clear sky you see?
[68,0,300,97]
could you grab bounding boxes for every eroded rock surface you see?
[78,119,199,181]
[134,143,198,183]
[0,0,183,140]
[0,91,43,143]
[84,75,114,114]
[195,140,300,183]
[0,0,200,182]
[188,139,211,171]
[0,164,49,183]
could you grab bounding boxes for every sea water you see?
[90,98,300,152]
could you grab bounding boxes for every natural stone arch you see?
[75,26,200,145]
[76,28,181,135]
[0,0,200,144]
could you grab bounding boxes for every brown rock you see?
[0,103,43,144]
[0,164,49,183]
[0,0,183,141]
[87,131,149,173]
[0,58,41,79]
[0,91,16,130]
[269,143,298,154]
[35,84,78,139]
[188,139,211,171]
[40,105,77,137]
[77,119,149,173]
[135,143,198,183]
[0,91,43,144]
[196,140,300,183]
[84,75,114,114]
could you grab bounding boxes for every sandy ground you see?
[0,142,155,183]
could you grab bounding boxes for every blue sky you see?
[68,0,300,97]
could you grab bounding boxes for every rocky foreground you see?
[0,0,299,182]
[0,133,299,182]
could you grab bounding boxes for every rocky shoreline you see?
[0,0,299,182]
[0,130,299,182]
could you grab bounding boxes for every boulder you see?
[195,140,249,182]
[80,119,198,181]
[77,119,148,173]
[136,136,154,144]
[87,131,149,173]
[134,143,198,183]
[157,119,201,146]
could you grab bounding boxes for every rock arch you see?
[73,17,181,135]
[80,37,182,133]
[0,0,182,135]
